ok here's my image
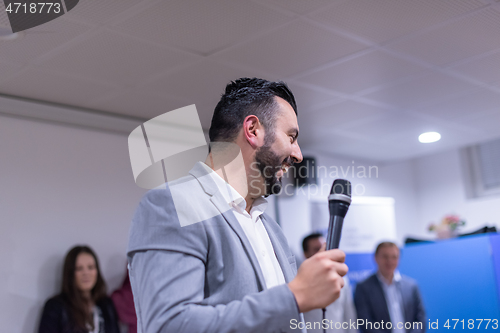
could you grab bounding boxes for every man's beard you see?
[254,135,292,197]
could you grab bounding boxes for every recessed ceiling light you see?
[419,132,441,143]
[0,26,23,41]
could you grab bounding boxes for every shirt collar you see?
[198,162,268,215]
[377,270,401,286]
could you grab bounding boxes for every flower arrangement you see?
[428,215,466,239]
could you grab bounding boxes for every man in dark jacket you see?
[354,242,425,333]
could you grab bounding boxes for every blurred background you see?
[1,0,499,331]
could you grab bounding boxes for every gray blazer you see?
[354,273,426,333]
[127,162,303,333]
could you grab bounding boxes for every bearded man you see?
[127,78,348,333]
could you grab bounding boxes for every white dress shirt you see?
[377,271,405,333]
[201,162,286,289]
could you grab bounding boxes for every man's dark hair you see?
[302,232,323,254]
[375,241,399,256]
[209,78,297,143]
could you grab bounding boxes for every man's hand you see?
[288,248,348,313]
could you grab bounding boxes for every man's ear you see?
[243,115,265,149]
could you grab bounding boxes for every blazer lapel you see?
[260,214,294,283]
[397,279,409,322]
[188,162,267,291]
[210,193,267,291]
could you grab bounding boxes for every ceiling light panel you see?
[419,132,441,143]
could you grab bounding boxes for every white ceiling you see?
[1,0,500,162]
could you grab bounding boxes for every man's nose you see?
[291,141,303,164]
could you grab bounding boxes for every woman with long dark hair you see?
[38,246,120,333]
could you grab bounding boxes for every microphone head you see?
[328,179,352,216]
[330,179,352,197]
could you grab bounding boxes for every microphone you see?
[325,179,352,250]
[323,179,352,333]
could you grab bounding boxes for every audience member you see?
[38,245,120,333]
[302,233,357,333]
[354,242,426,333]
[111,267,137,333]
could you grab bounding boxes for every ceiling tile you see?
[313,139,405,162]
[300,131,375,155]
[214,20,366,78]
[304,101,389,128]
[38,29,199,87]
[454,109,500,135]
[388,7,500,65]
[0,60,23,84]
[452,51,500,84]
[287,82,343,111]
[364,72,478,109]
[89,90,189,120]
[413,88,500,120]
[0,69,116,108]
[299,50,426,94]
[0,18,93,65]
[139,60,263,110]
[339,111,440,140]
[112,0,292,55]
[310,0,485,44]
[65,0,141,25]
[0,1,497,164]
[254,0,344,15]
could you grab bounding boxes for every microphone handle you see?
[325,215,344,250]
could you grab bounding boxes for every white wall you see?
[414,149,500,235]
[0,115,145,333]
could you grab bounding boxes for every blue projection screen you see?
[399,234,500,332]
[346,234,500,332]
